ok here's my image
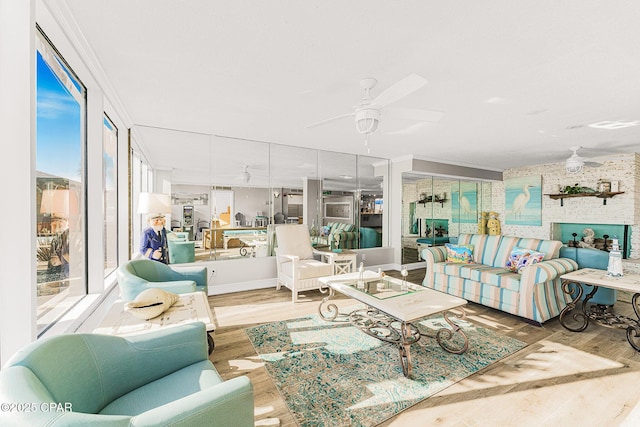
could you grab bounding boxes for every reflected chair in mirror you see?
[235,212,245,227]
[274,212,286,224]
[116,258,207,301]
[167,232,196,264]
[196,219,209,242]
[0,323,254,427]
[275,224,335,302]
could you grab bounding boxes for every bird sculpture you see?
[510,185,532,218]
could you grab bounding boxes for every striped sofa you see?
[311,222,358,249]
[421,233,579,324]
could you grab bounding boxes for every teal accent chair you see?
[360,227,382,248]
[0,323,254,427]
[559,246,617,305]
[117,258,207,301]
[167,232,196,264]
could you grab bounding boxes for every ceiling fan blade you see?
[373,74,428,107]
[385,107,444,122]
[584,161,603,167]
[385,122,433,135]
[306,112,354,129]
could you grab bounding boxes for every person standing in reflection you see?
[140,213,168,263]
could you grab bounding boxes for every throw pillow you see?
[506,246,545,273]
[445,243,474,263]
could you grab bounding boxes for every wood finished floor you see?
[208,269,640,427]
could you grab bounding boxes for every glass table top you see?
[341,276,422,300]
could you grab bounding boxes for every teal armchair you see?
[167,232,196,264]
[0,323,254,427]
[117,258,207,301]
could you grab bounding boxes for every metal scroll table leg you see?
[435,308,469,354]
[626,293,640,351]
[559,280,594,332]
[399,322,414,377]
[318,286,340,321]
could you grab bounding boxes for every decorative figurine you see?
[578,228,595,248]
[401,266,408,291]
[487,212,501,236]
[606,236,624,277]
[357,262,365,289]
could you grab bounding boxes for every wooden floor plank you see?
[208,269,640,427]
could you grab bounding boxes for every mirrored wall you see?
[131,125,388,262]
[401,173,492,263]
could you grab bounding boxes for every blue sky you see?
[36,51,82,182]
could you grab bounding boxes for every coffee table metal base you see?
[318,293,468,377]
[560,280,640,351]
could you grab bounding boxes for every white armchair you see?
[275,224,335,302]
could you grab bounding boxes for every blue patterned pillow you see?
[506,246,545,273]
[445,243,474,263]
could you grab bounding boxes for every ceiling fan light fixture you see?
[565,146,585,174]
[565,160,583,174]
[355,107,380,135]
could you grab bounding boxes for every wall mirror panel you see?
[402,173,492,263]
[131,125,389,262]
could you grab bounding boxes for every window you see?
[103,115,118,276]
[35,28,87,335]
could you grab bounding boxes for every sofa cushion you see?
[445,243,474,263]
[506,246,545,273]
[100,360,222,416]
[432,263,522,292]
[513,237,562,260]
[457,234,502,265]
[281,259,333,280]
[492,236,562,267]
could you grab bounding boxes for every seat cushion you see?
[100,360,222,416]
[281,259,333,280]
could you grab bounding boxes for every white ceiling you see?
[55,0,640,173]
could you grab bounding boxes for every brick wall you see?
[402,153,640,263]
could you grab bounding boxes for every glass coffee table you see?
[318,271,468,377]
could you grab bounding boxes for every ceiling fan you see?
[307,74,444,150]
[565,146,603,173]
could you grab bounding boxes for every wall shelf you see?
[546,191,624,206]
[417,198,447,208]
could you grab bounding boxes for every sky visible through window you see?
[36,51,81,181]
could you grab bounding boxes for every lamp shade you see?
[137,192,171,215]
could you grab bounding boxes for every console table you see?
[559,268,640,351]
[94,291,216,354]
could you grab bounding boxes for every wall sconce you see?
[273,191,280,198]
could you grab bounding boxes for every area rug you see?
[246,310,527,427]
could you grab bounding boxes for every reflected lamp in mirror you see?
[137,192,171,216]
[40,188,79,219]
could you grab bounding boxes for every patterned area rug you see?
[246,309,527,427]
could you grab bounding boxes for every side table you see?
[559,268,640,351]
[320,250,357,275]
[94,291,216,354]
